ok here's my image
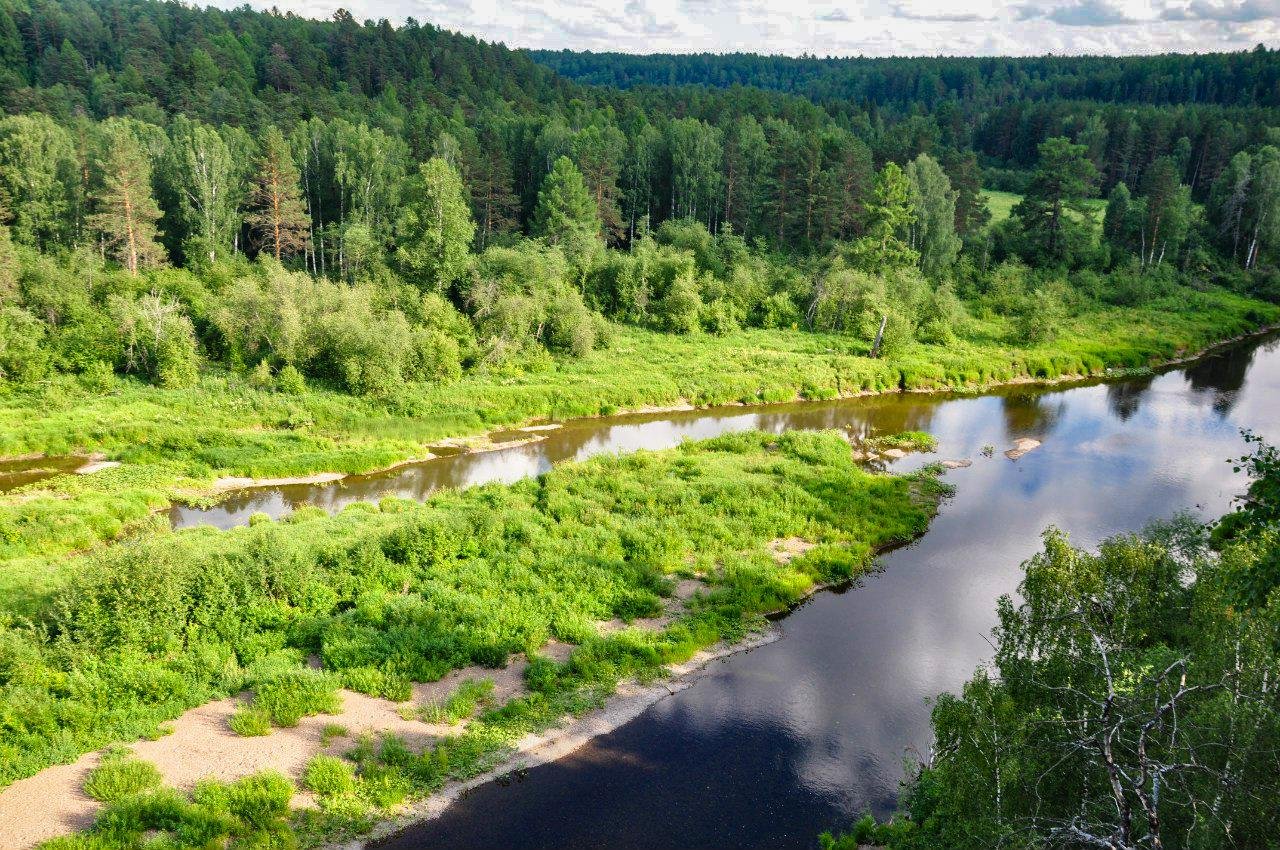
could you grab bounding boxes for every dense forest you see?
[532,49,1280,108]
[0,2,1279,848]
[0,0,1278,399]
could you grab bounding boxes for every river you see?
[351,332,1280,850]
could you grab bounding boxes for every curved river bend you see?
[354,334,1280,850]
[168,335,1280,850]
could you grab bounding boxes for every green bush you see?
[420,679,495,725]
[82,756,162,803]
[228,705,272,737]
[303,755,356,798]
[277,364,306,394]
[253,670,341,727]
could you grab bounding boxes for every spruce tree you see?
[531,156,600,245]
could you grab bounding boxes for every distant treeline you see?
[530,48,1280,109]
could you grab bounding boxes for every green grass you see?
[866,431,937,452]
[0,285,1273,611]
[82,755,162,803]
[228,705,272,737]
[41,771,296,849]
[303,755,357,798]
[983,189,1022,224]
[1,430,948,804]
[252,670,342,727]
[419,679,496,725]
[982,189,1106,226]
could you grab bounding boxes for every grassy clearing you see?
[2,430,949,819]
[982,189,1106,225]
[1,287,1273,610]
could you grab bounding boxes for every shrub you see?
[82,755,162,802]
[78,360,117,394]
[249,359,274,391]
[651,272,702,334]
[355,764,411,808]
[303,755,356,797]
[228,705,272,737]
[225,771,294,830]
[321,723,348,746]
[420,678,495,725]
[253,669,341,727]
[1016,288,1065,344]
[277,364,306,394]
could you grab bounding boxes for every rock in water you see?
[1004,438,1042,460]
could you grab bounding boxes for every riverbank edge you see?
[171,321,1280,509]
[343,572,875,850]
[341,626,783,850]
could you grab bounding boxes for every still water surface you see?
[0,455,84,493]
[364,334,1280,850]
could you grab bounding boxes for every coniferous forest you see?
[0,2,1277,849]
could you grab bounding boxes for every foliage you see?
[1010,137,1098,267]
[0,430,946,797]
[830,446,1280,849]
[228,705,272,737]
[395,157,475,291]
[419,679,495,725]
[303,755,357,798]
[82,755,163,803]
[39,771,295,849]
[532,156,601,245]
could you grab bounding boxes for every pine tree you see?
[532,156,600,245]
[1012,137,1097,265]
[572,124,626,242]
[89,121,165,275]
[470,144,520,250]
[943,151,991,238]
[247,127,310,262]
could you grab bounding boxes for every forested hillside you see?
[0,0,1278,586]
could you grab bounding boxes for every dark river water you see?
[358,332,1280,850]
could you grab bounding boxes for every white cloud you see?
[205,0,1280,56]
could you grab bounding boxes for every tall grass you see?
[1,431,948,798]
[1,287,1272,601]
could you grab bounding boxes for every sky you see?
[212,0,1280,57]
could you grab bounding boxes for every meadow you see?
[1,286,1273,613]
[0,429,947,848]
[981,189,1107,225]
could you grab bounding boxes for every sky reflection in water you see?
[369,335,1280,850]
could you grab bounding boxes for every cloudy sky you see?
[214,0,1280,57]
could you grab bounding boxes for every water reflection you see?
[1105,374,1155,421]
[174,387,1064,530]
[374,332,1280,850]
[0,456,83,493]
[1182,338,1258,416]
